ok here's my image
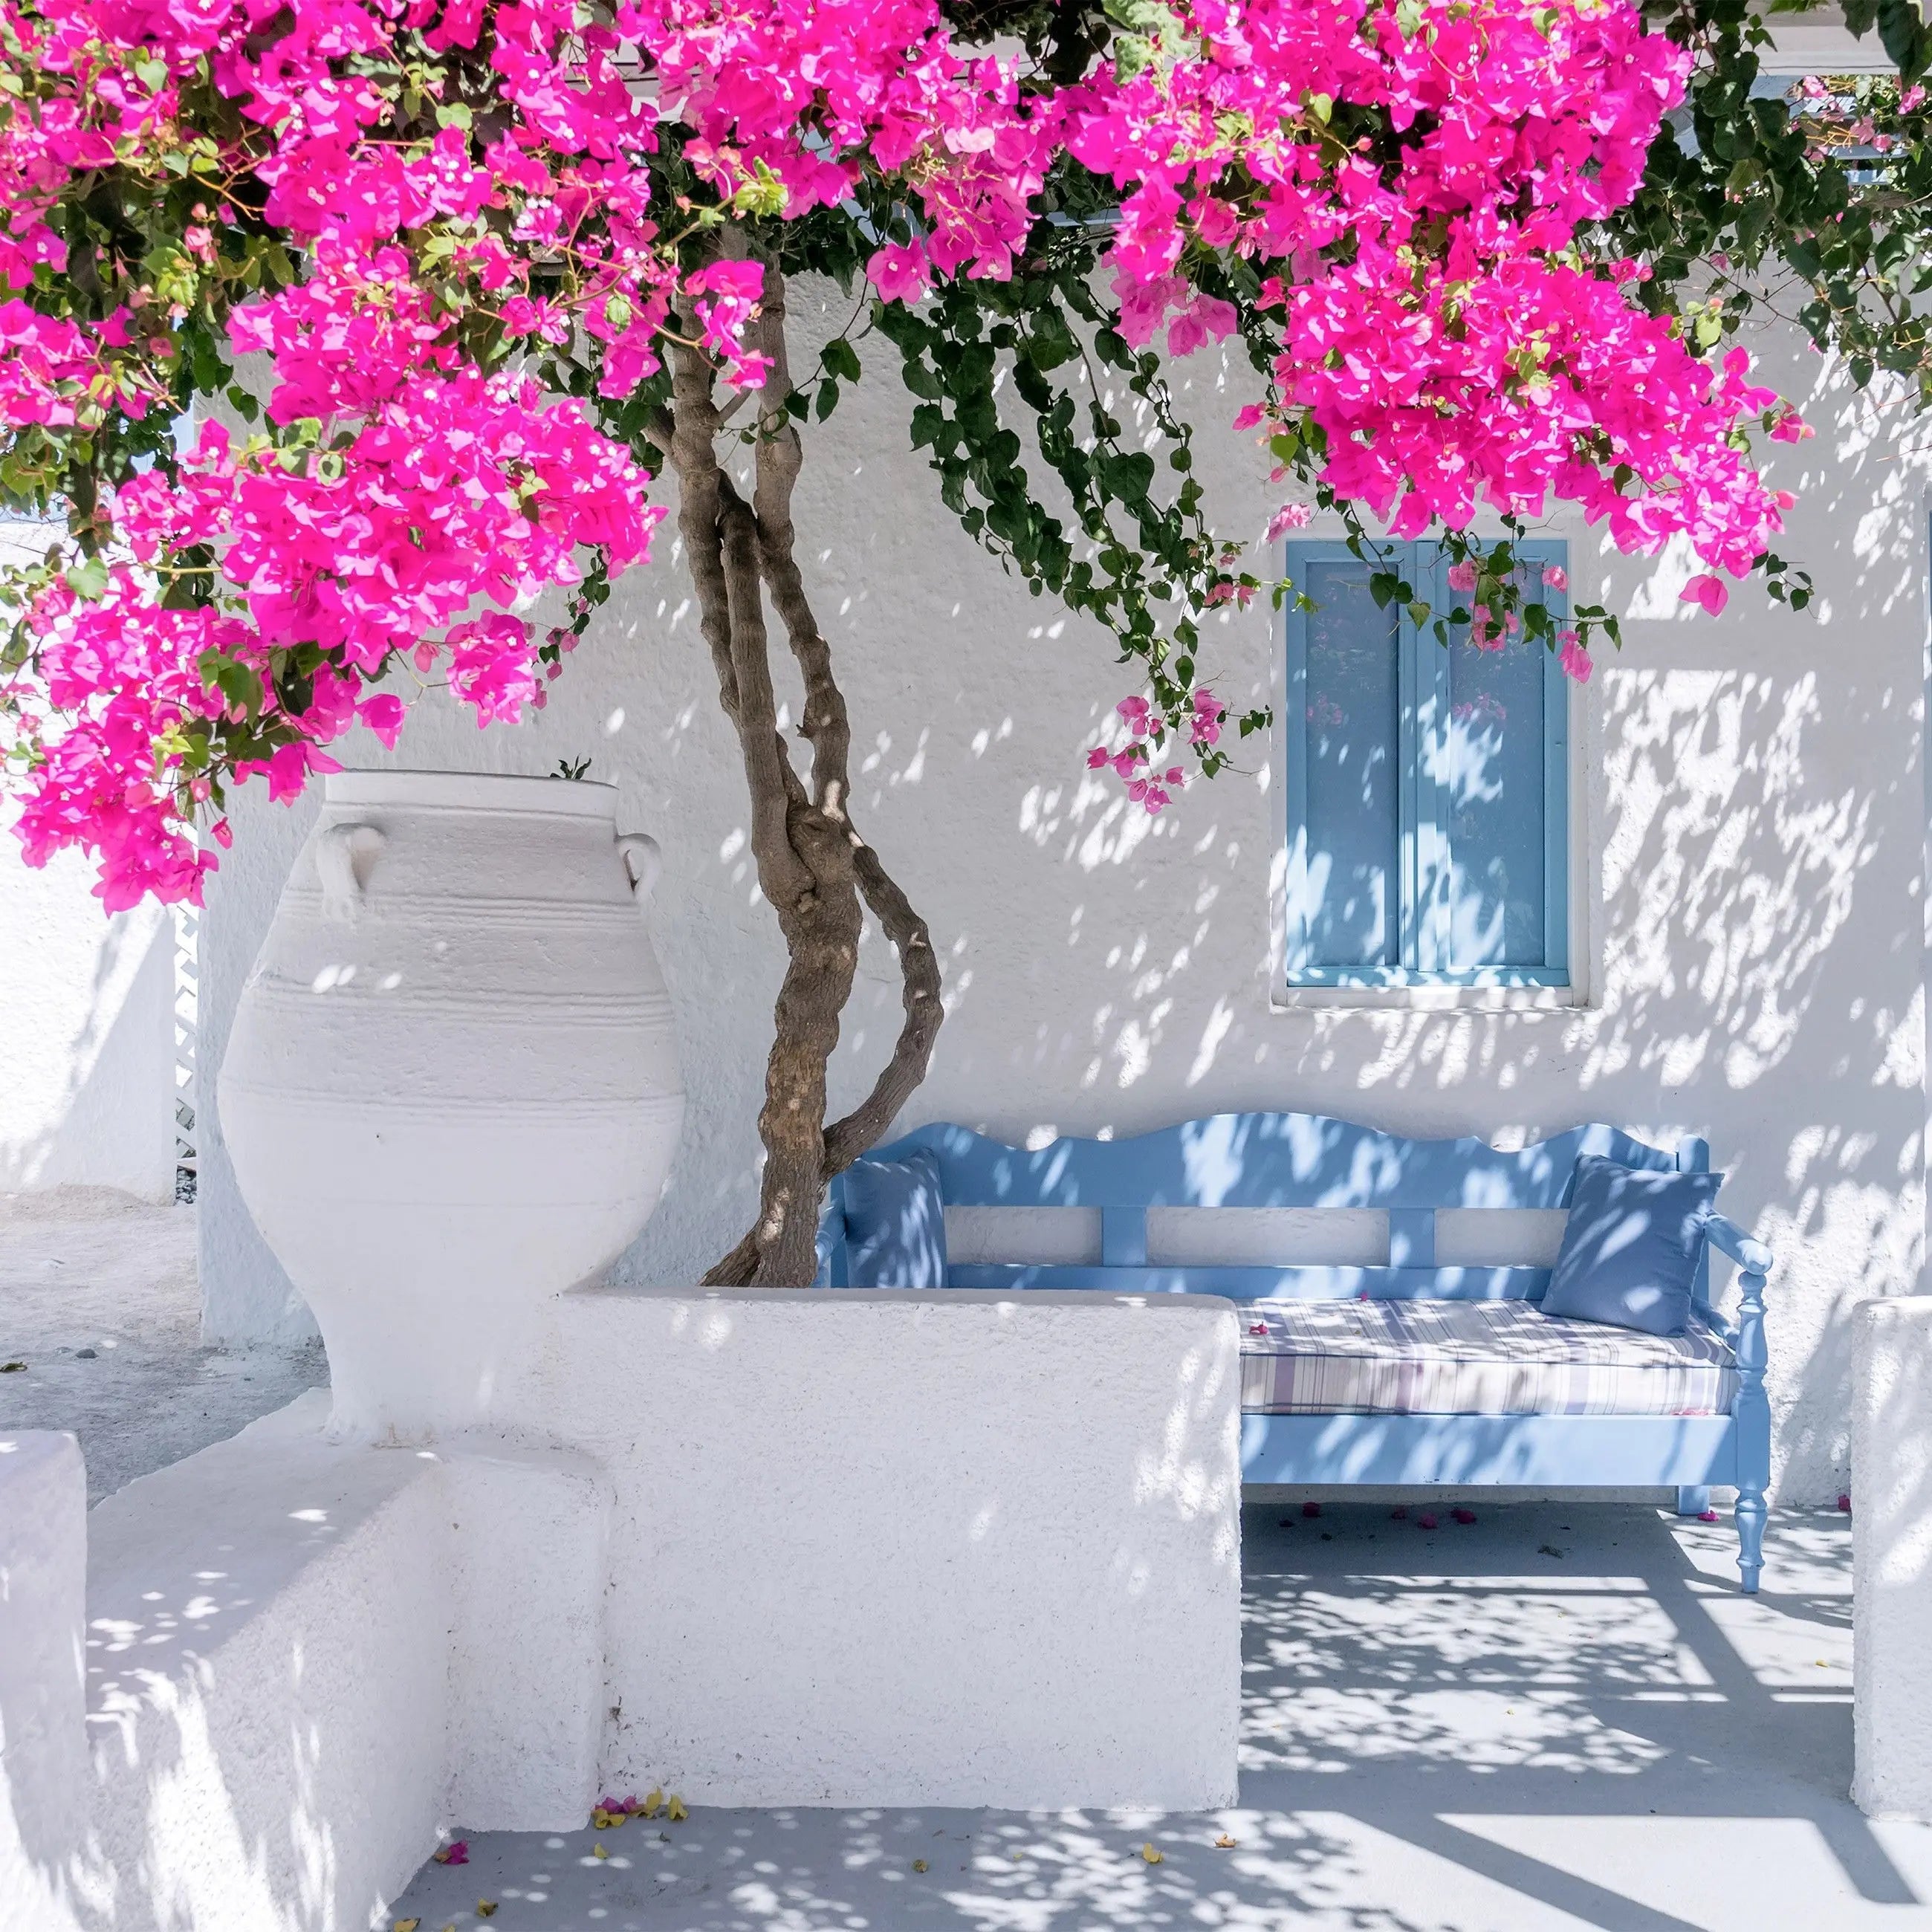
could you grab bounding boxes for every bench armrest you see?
[1708,1214,1773,1276]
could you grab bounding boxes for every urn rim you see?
[323,768,618,817]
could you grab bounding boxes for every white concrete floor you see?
[0,1187,325,1500]
[388,1497,1932,1932]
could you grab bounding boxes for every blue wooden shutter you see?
[1285,543,1416,977]
[1415,539,1569,982]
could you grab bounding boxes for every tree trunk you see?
[663,254,944,1287]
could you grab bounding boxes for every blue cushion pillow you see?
[840,1149,948,1288]
[1541,1155,1723,1336]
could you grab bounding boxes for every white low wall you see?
[0,1433,88,1932]
[0,1398,606,1932]
[1,1292,1242,1928]
[1852,1296,1932,1821]
[508,1288,1244,1809]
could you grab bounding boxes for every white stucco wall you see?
[1,516,178,1205]
[198,297,1928,1502]
[2,1292,1240,1925]
[510,1287,1243,1809]
[1852,1296,1932,1818]
[0,846,177,1202]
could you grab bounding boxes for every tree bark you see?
[664,252,944,1287]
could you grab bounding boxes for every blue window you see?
[1284,538,1571,988]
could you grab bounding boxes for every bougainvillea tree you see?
[0,0,1814,1281]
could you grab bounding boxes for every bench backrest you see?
[832,1113,1713,1308]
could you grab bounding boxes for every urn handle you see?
[617,832,661,904]
[318,822,386,920]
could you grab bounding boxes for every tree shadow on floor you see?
[391,1498,1925,1932]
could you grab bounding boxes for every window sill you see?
[1271,982,1589,1013]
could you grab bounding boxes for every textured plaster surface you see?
[1853,1296,1932,1820]
[499,1286,1245,1810]
[0,508,178,1202]
[390,1500,1932,1932]
[82,1393,453,1932]
[0,1188,324,1502]
[0,1431,87,1932]
[444,1445,611,1832]
[5,1286,1239,1924]
[0,1393,615,1932]
[0,847,175,1202]
[194,299,1928,1503]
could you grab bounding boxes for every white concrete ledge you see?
[1853,1296,1932,1821]
[4,1397,609,1931]
[5,1289,1243,1928]
[0,1433,88,1932]
[508,1288,1245,1809]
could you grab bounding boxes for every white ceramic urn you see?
[218,770,685,1441]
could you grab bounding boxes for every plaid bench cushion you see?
[1238,1297,1738,1417]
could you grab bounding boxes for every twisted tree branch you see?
[669,244,944,1286]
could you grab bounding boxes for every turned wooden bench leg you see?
[1733,1261,1772,1595]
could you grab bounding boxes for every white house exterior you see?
[4,279,1924,1506]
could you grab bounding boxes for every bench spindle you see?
[1101,1206,1148,1268]
[1388,1209,1436,1269]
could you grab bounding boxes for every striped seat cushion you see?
[1238,1297,1738,1418]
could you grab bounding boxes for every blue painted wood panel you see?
[1239,1412,1739,1487]
[873,1115,1680,1211]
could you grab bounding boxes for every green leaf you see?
[822,337,861,383]
[1878,0,1931,80]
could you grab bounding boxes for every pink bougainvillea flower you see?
[866,241,930,304]
[1266,502,1314,542]
[1301,1500,1321,1519]
[432,1841,469,1866]
[0,0,1806,896]
[357,693,406,748]
[1542,564,1569,591]
[1557,632,1592,684]
[1445,560,1478,594]
[1416,1513,1439,1531]
[1680,574,1730,615]
[1451,1506,1477,1524]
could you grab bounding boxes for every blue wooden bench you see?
[828,1114,1774,1592]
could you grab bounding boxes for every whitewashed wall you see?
[0,520,180,1204]
[195,295,1927,1501]
[0,841,177,1202]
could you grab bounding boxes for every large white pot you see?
[218,770,685,1441]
